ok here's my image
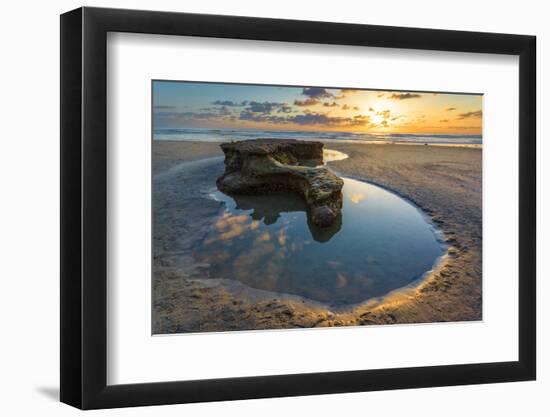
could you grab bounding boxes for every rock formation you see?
[216,139,344,227]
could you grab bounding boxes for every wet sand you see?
[153,140,482,333]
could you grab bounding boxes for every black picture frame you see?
[60,6,536,410]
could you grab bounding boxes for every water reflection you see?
[299,148,348,167]
[196,177,445,306]
[323,149,349,163]
[225,192,342,242]
[349,193,366,204]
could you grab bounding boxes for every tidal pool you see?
[195,177,446,306]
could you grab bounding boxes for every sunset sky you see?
[153,81,482,135]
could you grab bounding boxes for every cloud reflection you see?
[349,193,365,204]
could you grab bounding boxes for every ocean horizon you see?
[153,127,482,145]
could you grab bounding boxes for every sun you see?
[371,114,384,125]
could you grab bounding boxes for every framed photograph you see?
[60,6,536,409]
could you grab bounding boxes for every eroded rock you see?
[216,139,344,227]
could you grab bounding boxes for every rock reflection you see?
[229,192,342,242]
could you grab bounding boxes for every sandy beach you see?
[152,140,482,333]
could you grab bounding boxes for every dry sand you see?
[152,140,482,333]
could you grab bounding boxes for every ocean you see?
[153,127,482,145]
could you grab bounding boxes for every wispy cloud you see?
[323,102,339,107]
[447,125,482,130]
[156,111,218,120]
[302,87,333,99]
[239,111,371,128]
[290,113,370,127]
[389,92,422,100]
[155,106,235,121]
[336,89,360,100]
[376,109,391,119]
[245,101,286,113]
[342,104,360,111]
[218,106,232,116]
[212,100,248,107]
[238,110,274,123]
[294,98,319,107]
[456,110,482,119]
[277,104,294,113]
[446,107,456,111]
[154,105,177,110]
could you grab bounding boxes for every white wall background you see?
[0,0,545,415]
